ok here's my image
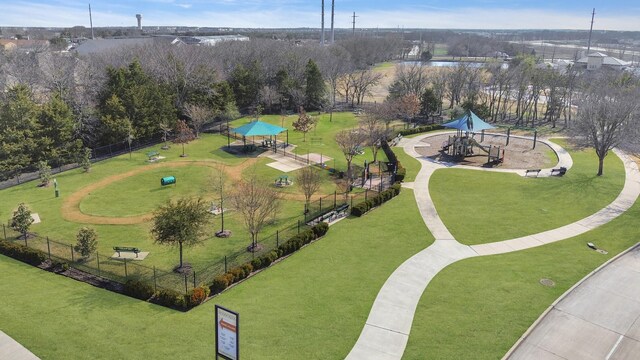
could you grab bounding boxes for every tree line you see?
[0,36,404,181]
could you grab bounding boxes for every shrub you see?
[188,286,209,306]
[395,166,407,182]
[123,280,154,300]
[229,267,246,282]
[241,263,253,277]
[0,240,46,266]
[398,124,443,136]
[153,289,187,309]
[251,258,262,269]
[391,183,402,195]
[312,222,329,237]
[211,274,231,294]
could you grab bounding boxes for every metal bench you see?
[525,169,541,177]
[550,167,567,176]
[113,246,140,258]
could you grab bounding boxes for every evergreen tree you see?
[38,95,81,166]
[75,227,98,259]
[304,60,326,111]
[230,61,263,110]
[10,203,34,240]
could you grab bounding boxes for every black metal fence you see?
[1,217,309,295]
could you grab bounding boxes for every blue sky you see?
[2,1,639,30]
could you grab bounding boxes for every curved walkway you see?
[346,132,640,360]
[0,331,39,359]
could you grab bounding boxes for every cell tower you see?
[321,0,325,45]
[136,14,142,30]
[89,3,94,39]
[587,8,595,53]
[330,0,335,43]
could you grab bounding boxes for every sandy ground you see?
[415,133,556,169]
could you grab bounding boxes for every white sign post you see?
[215,305,239,360]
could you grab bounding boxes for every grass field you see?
[404,199,640,359]
[430,140,625,245]
[0,188,431,359]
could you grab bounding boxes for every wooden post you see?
[533,130,537,149]
[124,259,128,279]
[334,191,337,208]
[47,237,51,259]
[506,128,511,146]
[184,274,188,294]
[481,129,485,142]
[319,198,322,213]
[276,230,279,248]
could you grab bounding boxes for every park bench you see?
[525,169,541,177]
[550,167,567,176]
[113,246,141,258]
[336,203,349,212]
[146,151,160,161]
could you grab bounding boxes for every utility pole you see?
[321,0,325,45]
[88,3,94,40]
[352,12,358,36]
[330,0,335,43]
[587,8,595,54]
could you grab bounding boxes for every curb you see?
[501,241,640,359]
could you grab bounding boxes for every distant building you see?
[180,35,249,46]
[0,39,49,52]
[72,36,183,55]
[576,52,631,71]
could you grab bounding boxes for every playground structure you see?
[440,111,505,165]
[441,135,505,165]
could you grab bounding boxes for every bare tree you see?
[211,163,229,236]
[298,166,322,206]
[397,94,421,124]
[229,175,281,252]
[573,74,639,176]
[173,120,195,157]
[183,103,213,138]
[359,114,388,162]
[335,129,367,182]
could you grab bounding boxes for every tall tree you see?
[230,61,263,110]
[38,95,81,166]
[0,85,40,181]
[304,59,326,110]
[292,107,317,142]
[229,175,281,252]
[335,129,367,182]
[151,198,210,271]
[359,115,388,163]
[10,203,34,240]
[573,74,639,176]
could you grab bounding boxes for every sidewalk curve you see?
[346,133,640,360]
[0,331,39,360]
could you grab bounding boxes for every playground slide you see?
[468,138,491,154]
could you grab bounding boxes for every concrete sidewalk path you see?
[0,331,39,360]
[505,244,640,360]
[346,133,640,360]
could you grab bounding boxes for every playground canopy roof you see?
[232,120,287,137]
[443,111,495,132]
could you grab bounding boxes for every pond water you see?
[401,61,508,69]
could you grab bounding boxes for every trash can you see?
[161,176,176,186]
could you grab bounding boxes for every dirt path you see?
[61,159,257,225]
[61,158,330,225]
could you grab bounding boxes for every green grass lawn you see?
[404,197,640,359]
[373,61,395,70]
[393,146,421,182]
[230,112,385,171]
[430,140,625,245]
[0,189,432,360]
[0,132,327,272]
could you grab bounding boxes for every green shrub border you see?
[350,183,402,217]
[397,124,444,137]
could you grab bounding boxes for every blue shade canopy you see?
[442,111,495,132]
[232,120,287,136]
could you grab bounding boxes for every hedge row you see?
[123,279,211,310]
[211,222,330,296]
[0,239,46,266]
[350,183,402,217]
[398,124,444,136]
